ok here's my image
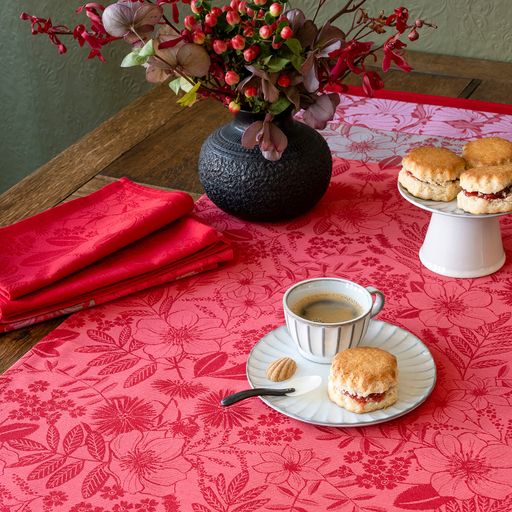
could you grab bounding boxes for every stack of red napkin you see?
[0,178,233,332]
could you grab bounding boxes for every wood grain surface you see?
[0,51,510,373]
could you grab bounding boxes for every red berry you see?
[226,10,241,26]
[243,45,259,62]
[205,13,218,27]
[269,2,283,16]
[225,70,240,85]
[246,7,255,17]
[259,25,273,39]
[244,85,258,97]
[230,0,240,9]
[190,0,202,14]
[243,25,254,37]
[213,39,229,54]
[211,7,222,17]
[254,0,267,5]
[238,1,248,14]
[408,29,419,41]
[229,101,241,113]
[192,30,205,44]
[184,15,196,31]
[280,25,293,39]
[271,38,282,49]
[231,34,246,50]
[277,74,291,87]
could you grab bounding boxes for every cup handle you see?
[366,286,384,318]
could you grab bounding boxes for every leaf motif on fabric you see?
[98,357,139,375]
[194,352,228,377]
[46,460,85,488]
[0,423,39,443]
[81,463,109,498]
[87,330,117,344]
[393,484,451,510]
[27,457,67,480]
[63,425,84,454]
[124,363,158,387]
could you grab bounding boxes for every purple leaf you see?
[241,121,263,149]
[303,93,340,129]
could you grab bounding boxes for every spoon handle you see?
[221,387,295,406]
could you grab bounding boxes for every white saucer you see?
[246,321,436,427]
[398,182,507,218]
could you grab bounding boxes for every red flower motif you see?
[69,503,105,512]
[42,490,68,507]
[415,433,512,500]
[222,290,274,318]
[152,379,207,399]
[110,431,191,496]
[253,445,325,491]
[135,310,227,358]
[100,484,125,500]
[407,282,497,329]
[167,417,200,438]
[92,396,156,436]
[195,389,253,429]
[429,388,467,423]
[453,377,510,411]
[113,503,134,512]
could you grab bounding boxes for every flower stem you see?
[328,0,367,25]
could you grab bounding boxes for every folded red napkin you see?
[0,179,233,332]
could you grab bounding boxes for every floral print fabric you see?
[1,94,512,512]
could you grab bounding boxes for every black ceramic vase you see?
[198,110,332,222]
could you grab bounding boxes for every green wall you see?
[2,1,511,193]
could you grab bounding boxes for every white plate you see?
[246,321,436,427]
[398,182,507,218]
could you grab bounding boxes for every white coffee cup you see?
[283,277,384,364]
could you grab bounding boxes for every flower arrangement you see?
[21,0,434,160]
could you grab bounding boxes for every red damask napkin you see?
[0,180,233,332]
[0,178,194,300]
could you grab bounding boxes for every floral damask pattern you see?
[1,97,512,511]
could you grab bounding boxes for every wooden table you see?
[1,50,511,373]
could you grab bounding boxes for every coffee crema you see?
[291,292,363,323]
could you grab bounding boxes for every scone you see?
[399,146,466,201]
[457,164,512,214]
[462,137,512,168]
[327,347,398,414]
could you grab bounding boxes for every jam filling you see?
[463,185,512,200]
[405,170,458,185]
[342,390,386,404]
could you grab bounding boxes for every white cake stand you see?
[398,183,508,278]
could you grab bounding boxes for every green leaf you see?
[285,38,302,55]
[139,39,155,58]
[291,55,304,72]
[269,97,291,115]
[266,56,290,73]
[120,51,146,68]
[264,11,274,24]
[177,82,201,107]
[169,78,181,95]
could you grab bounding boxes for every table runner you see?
[1,92,512,512]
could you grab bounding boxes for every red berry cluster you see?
[181,0,294,110]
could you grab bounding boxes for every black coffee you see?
[291,292,362,323]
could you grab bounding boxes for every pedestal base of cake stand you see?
[419,212,505,278]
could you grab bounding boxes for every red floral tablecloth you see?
[1,93,512,512]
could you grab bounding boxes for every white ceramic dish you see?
[398,182,508,278]
[246,321,436,427]
[398,182,507,219]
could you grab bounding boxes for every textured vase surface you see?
[198,110,332,222]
